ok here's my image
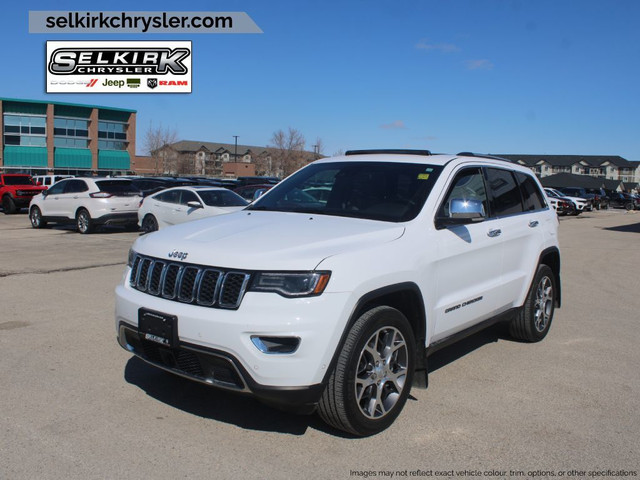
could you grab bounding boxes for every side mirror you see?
[187,201,203,209]
[436,198,486,229]
[36,181,43,186]
[42,189,49,197]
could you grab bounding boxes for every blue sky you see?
[1,1,639,159]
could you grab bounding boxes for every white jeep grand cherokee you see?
[115,150,561,436]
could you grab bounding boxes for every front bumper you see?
[117,322,325,412]
[115,277,352,408]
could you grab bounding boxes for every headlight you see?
[249,272,331,298]
[127,248,136,267]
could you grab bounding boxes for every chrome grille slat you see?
[129,254,250,309]
[197,269,223,306]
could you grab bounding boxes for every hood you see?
[132,211,405,270]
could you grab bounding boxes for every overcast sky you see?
[1,0,639,159]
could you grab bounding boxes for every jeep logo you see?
[102,79,125,88]
[168,250,188,261]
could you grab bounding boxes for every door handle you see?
[529,220,539,228]
[487,229,502,238]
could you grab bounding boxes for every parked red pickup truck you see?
[1,174,47,214]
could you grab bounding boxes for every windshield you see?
[198,190,249,207]
[2,175,34,186]
[96,180,140,196]
[248,161,443,222]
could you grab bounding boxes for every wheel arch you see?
[539,246,561,308]
[75,206,90,218]
[322,282,427,385]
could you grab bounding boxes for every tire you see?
[2,195,17,214]
[318,306,415,436]
[141,214,158,234]
[625,203,633,211]
[29,206,47,228]
[510,264,556,342]
[76,209,93,234]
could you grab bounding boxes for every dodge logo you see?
[147,78,157,89]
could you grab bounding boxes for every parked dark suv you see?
[607,192,638,211]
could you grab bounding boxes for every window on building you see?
[53,117,89,148]
[98,121,127,150]
[3,114,46,147]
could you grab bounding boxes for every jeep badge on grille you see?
[168,250,188,261]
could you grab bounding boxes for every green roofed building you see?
[0,98,136,175]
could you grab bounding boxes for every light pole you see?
[233,135,239,162]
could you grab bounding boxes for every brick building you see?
[0,97,136,175]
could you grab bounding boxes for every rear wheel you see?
[76,209,93,234]
[510,264,556,342]
[29,206,47,228]
[141,214,158,233]
[318,306,415,436]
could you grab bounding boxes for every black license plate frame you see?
[138,309,178,348]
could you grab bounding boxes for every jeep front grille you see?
[129,254,251,309]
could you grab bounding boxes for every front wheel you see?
[510,264,556,342]
[76,209,93,234]
[30,206,47,228]
[318,306,415,436]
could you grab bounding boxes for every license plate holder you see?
[138,309,178,348]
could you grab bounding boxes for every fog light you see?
[251,336,300,354]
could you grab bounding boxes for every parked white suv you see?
[30,177,141,233]
[115,150,561,436]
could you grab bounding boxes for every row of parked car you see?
[2,172,639,234]
[544,186,640,216]
[0,173,281,233]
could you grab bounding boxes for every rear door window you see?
[64,179,88,194]
[485,168,524,217]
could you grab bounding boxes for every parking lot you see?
[1,210,639,479]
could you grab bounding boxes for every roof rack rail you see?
[456,152,514,163]
[345,149,432,156]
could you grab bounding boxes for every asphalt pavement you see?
[1,210,638,479]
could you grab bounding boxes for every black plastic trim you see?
[118,321,325,412]
[538,246,562,307]
[456,152,514,163]
[321,282,427,386]
[426,308,519,356]
[345,149,432,156]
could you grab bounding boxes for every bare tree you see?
[269,127,308,177]
[313,137,325,159]
[144,121,179,175]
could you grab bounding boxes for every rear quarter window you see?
[515,172,547,211]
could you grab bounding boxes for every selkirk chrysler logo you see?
[46,41,192,94]
[48,47,190,75]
